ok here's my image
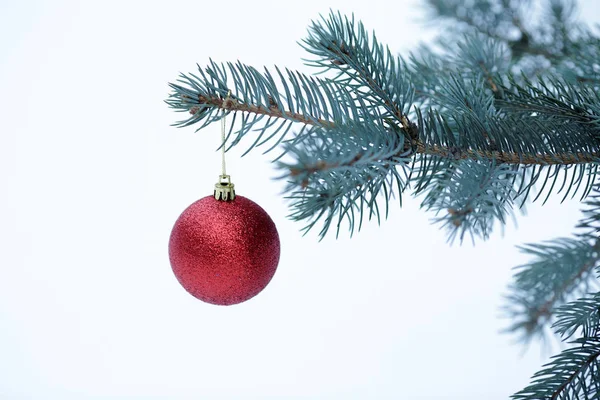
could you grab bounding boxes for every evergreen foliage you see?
[166,0,600,397]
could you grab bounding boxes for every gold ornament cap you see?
[214,174,236,201]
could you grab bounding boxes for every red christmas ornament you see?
[169,176,280,305]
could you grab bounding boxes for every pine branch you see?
[577,185,600,237]
[170,90,600,166]
[165,58,385,158]
[503,238,600,340]
[504,180,600,343]
[278,120,409,238]
[512,337,600,400]
[553,292,600,340]
[418,159,519,243]
[167,9,600,241]
[425,0,574,63]
[299,11,418,146]
[165,9,600,171]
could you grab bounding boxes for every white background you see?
[1,0,599,399]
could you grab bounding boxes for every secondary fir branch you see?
[525,241,600,334]
[552,350,600,400]
[432,2,559,62]
[190,94,600,168]
[322,39,420,145]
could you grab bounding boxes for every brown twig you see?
[190,94,600,167]
[479,61,499,94]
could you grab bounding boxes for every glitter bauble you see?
[169,195,280,305]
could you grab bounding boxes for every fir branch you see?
[299,10,418,150]
[425,0,515,40]
[171,88,600,166]
[167,8,600,241]
[512,337,600,400]
[553,292,600,340]
[576,185,600,237]
[425,0,567,62]
[278,120,409,239]
[503,238,600,340]
[165,59,382,156]
[525,248,597,333]
[544,188,600,341]
[418,159,518,243]
[499,75,600,125]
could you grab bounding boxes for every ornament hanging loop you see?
[214,90,236,201]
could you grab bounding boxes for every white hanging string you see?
[220,90,231,177]
[221,109,227,176]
